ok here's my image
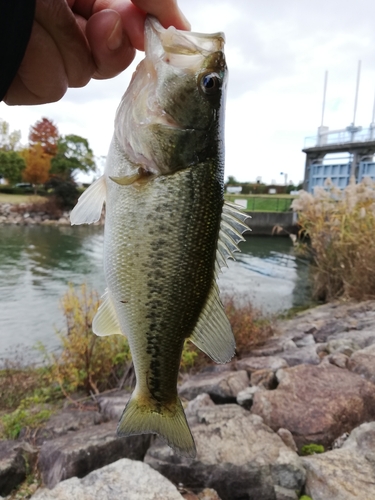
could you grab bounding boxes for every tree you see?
[0,118,22,151]
[51,134,96,180]
[21,144,51,193]
[0,151,25,184]
[29,117,59,156]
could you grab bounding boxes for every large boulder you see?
[145,404,306,500]
[348,343,375,384]
[178,370,249,403]
[38,421,151,488]
[250,364,375,450]
[302,422,375,499]
[236,356,288,374]
[31,458,185,500]
[0,441,38,497]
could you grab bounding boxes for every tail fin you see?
[117,392,196,458]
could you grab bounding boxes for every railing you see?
[224,195,294,212]
[304,126,375,149]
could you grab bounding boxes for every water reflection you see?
[0,226,310,362]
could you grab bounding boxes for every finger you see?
[4,22,68,104]
[131,0,191,30]
[35,0,95,88]
[86,9,136,79]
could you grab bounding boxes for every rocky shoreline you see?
[2,300,375,499]
[0,203,104,226]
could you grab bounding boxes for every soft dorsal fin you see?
[93,290,124,337]
[70,176,106,225]
[190,280,235,363]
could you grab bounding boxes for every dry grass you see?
[292,177,375,301]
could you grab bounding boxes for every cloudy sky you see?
[1,0,375,185]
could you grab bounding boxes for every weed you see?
[300,443,325,456]
[292,177,375,301]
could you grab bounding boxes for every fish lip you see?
[146,16,225,55]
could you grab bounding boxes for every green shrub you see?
[292,177,375,301]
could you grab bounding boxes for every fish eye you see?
[199,72,221,95]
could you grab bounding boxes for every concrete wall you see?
[245,211,298,236]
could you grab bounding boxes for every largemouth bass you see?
[70,16,248,458]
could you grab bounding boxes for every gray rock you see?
[293,334,315,348]
[277,345,320,367]
[38,421,151,488]
[303,448,375,499]
[348,344,375,384]
[276,429,297,453]
[178,370,249,403]
[0,441,38,497]
[274,485,298,500]
[236,356,288,374]
[97,391,131,421]
[250,369,277,389]
[251,364,375,450]
[236,386,262,410]
[33,410,105,445]
[145,404,306,500]
[31,458,184,499]
[341,421,375,463]
[185,393,215,423]
[327,352,349,369]
[326,338,361,356]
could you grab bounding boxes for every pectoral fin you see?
[93,290,124,337]
[70,176,106,225]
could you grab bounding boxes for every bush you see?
[47,284,131,395]
[292,178,375,301]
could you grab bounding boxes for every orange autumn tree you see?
[21,143,51,193]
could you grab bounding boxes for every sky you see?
[1,0,375,186]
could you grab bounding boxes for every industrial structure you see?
[303,63,375,192]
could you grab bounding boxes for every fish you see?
[70,16,249,458]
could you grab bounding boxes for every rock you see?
[276,429,297,453]
[178,370,249,403]
[236,356,288,374]
[293,334,315,348]
[185,393,215,425]
[327,352,349,369]
[33,410,105,445]
[179,488,221,500]
[0,441,38,497]
[326,338,360,356]
[250,369,277,389]
[31,458,185,499]
[97,391,131,421]
[236,386,262,410]
[348,344,375,384]
[302,424,375,500]
[277,345,320,367]
[250,364,375,450]
[274,485,298,500]
[145,405,306,500]
[38,421,151,488]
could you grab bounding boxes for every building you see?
[303,125,375,193]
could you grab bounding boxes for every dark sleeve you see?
[0,0,36,102]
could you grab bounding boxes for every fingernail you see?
[107,19,122,51]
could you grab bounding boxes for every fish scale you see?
[70,16,249,458]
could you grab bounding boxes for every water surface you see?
[0,226,310,363]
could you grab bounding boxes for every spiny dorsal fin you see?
[189,281,235,363]
[215,201,250,272]
[93,290,124,337]
[70,175,106,225]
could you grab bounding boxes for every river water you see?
[0,225,310,364]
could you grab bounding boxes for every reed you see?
[292,177,375,301]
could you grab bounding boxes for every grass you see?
[0,193,45,204]
[225,194,295,212]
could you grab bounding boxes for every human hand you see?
[4,0,190,105]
